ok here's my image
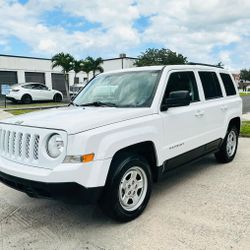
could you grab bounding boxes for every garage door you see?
[0,71,17,97]
[51,73,68,97]
[0,71,17,84]
[25,72,45,84]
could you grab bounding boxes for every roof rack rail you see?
[187,62,224,69]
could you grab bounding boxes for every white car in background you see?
[6,83,63,104]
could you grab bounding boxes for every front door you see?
[160,70,207,169]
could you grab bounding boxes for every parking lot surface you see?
[0,138,250,250]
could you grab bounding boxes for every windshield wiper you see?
[79,101,117,107]
[69,101,79,107]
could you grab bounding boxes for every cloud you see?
[0,0,250,69]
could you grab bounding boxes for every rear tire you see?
[215,125,239,163]
[21,94,32,104]
[53,94,62,102]
[100,153,152,222]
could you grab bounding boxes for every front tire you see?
[215,125,239,163]
[100,153,152,222]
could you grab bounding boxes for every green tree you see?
[135,48,188,67]
[85,56,104,76]
[51,52,74,100]
[73,60,84,83]
[81,60,92,81]
[240,69,250,82]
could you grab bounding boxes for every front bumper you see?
[0,171,103,204]
[0,156,112,188]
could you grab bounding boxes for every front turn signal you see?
[81,153,95,163]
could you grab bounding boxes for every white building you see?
[0,54,136,96]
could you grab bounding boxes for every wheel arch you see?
[228,117,241,134]
[108,141,159,182]
[21,93,32,102]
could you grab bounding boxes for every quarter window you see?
[199,71,222,99]
[220,73,236,96]
[164,71,199,102]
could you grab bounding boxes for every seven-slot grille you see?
[0,128,40,162]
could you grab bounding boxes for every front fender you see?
[67,115,162,166]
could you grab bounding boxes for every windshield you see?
[73,70,161,107]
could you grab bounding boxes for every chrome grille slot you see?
[2,130,6,152]
[33,135,40,160]
[12,132,16,155]
[18,133,23,157]
[6,131,10,154]
[25,134,31,159]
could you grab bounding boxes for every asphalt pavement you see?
[0,138,250,250]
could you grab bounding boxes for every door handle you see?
[195,110,204,118]
[221,105,228,111]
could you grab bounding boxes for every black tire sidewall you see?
[216,126,239,163]
[102,154,152,222]
[22,95,32,104]
[54,94,62,102]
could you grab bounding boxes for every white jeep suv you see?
[6,82,63,104]
[0,65,242,221]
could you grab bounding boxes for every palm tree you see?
[73,60,84,84]
[81,60,92,81]
[51,52,74,100]
[85,56,104,76]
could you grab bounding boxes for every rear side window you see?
[199,71,222,100]
[164,71,199,102]
[220,73,236,96]
[22,84,32,89]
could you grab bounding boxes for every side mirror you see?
[161,90,191,111]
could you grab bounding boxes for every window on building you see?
[220,73,236,96]
[74,77,79,84]
[199,71,222,99]
[163,71,199,102]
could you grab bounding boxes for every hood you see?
[1,106,154,134]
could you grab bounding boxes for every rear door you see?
[24,84,45,100]
[218,72,242,129]
[196,71,225,142]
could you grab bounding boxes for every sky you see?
[0,0,250,71]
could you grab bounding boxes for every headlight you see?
[47,134,64,158]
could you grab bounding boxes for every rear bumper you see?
[0,171,103,204]
[6,93,21,101]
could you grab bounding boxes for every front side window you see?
[38,85,48,90]
[220,73,236,96]
[163,71,199,102]
[199,71,222,99]
[74,71,161,107]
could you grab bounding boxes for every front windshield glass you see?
[73,70,161,107]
